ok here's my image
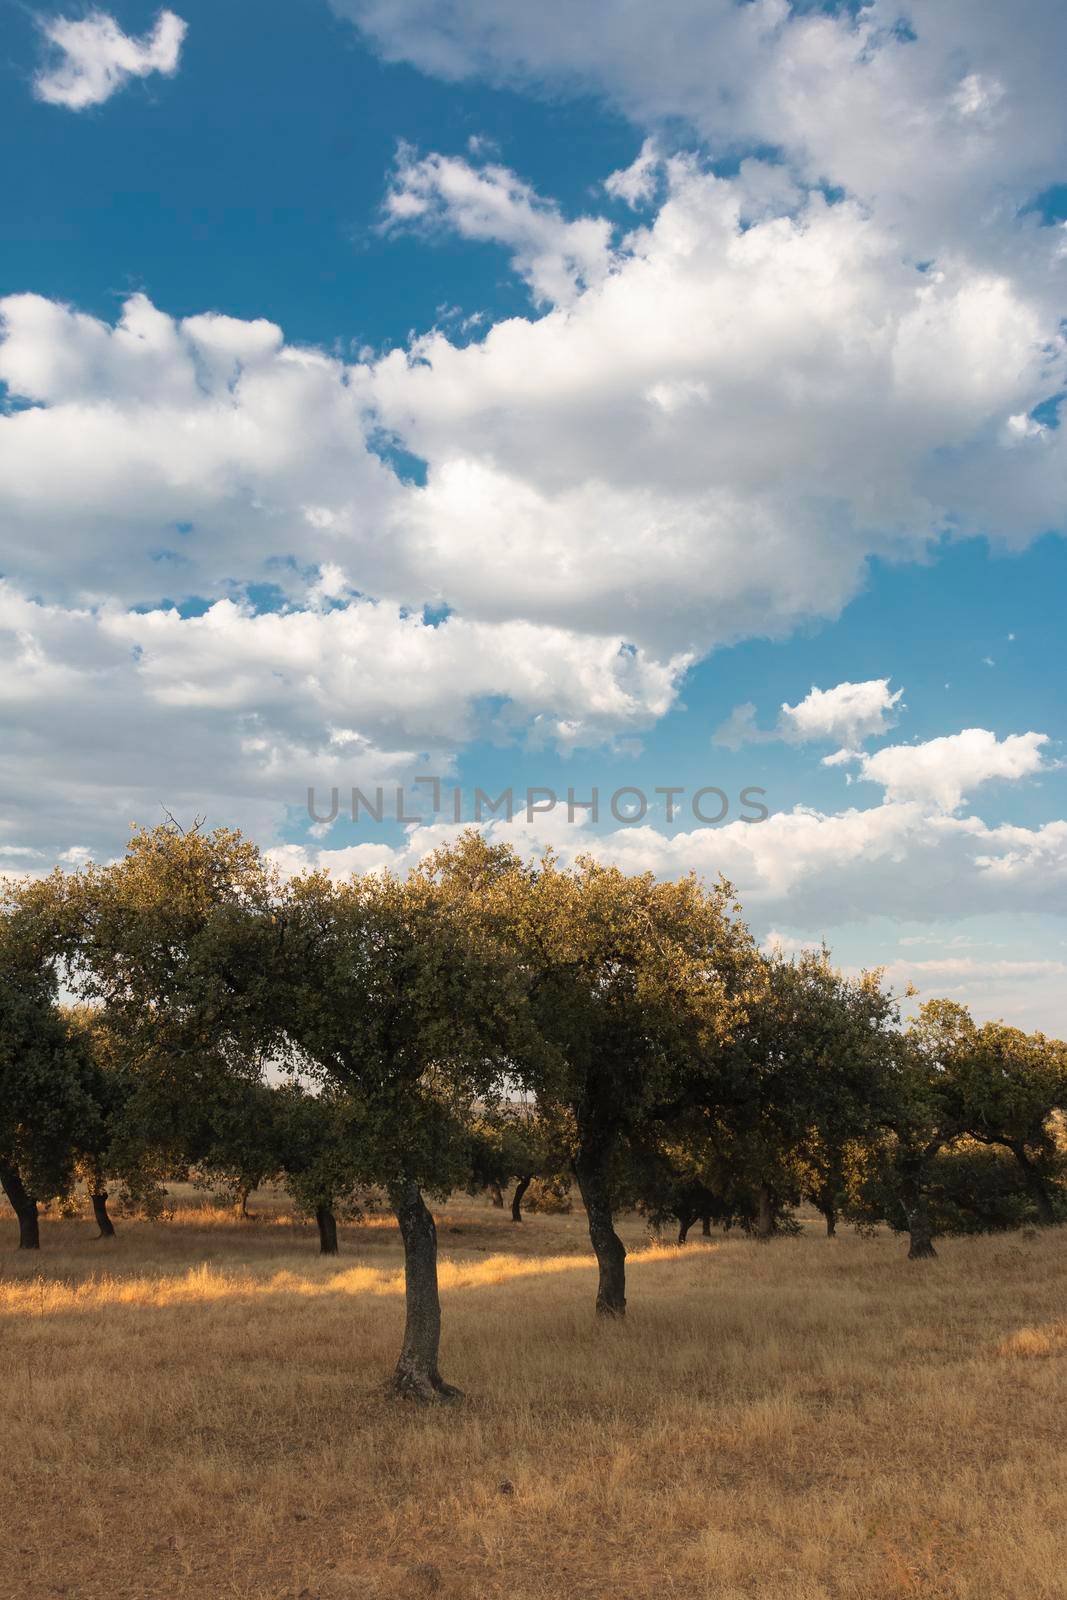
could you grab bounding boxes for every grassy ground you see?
[2,1192,1066,1600]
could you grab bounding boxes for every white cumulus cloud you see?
[0,579,687,861]
[382,146,613,307]
[333,0,1067,259]
[716,678,904,750]
[850,729,1051,813]
[781,680,905,747]
[33,8,187,110]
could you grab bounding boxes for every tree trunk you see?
[235,1184,254,1220]
[701,1214,712,1237]
[90,1191,116,1239]
[821,1202,837,1238]
[755,1182,774,1242]
[900,1150,938,1260]
[574,1143,626,1317]
[316,1204,338,1255]
[1010,1146,1056,1226]
[389,1180,461,1403]
[1,1164,40,1250]
[906,1193,937,1259]
[677,1209,693,1245]
[510,1174,531,1222]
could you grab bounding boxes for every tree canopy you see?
[3,821,1066,1397]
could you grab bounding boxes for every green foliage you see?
[63,1006,172,1215]
[271,1081,382,1221]
[719,949,898,1201]
[272,834,531,1199]
[4,820,1067,1275]
[497,853,761,1139]
[188,1076,285,1210]
[15,824,284,1163]
[465,1104,572,1202]
[0,918,102,1204]
[850,1136,1067,1235]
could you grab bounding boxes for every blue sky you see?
[0,0,633,346]
[1,0,1065,1030]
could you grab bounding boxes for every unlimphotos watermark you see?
[306,779,769,827]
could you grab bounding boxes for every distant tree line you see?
[2,824,1065,1402]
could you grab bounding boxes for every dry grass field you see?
[2,1192,1066,1600]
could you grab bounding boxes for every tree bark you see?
[1010,1145,1056,1226]
[488,1182,504,1208]
[574,1143,626,1316]
[907,1199,937,1259]
[510,1174,531,1222]
[701,1214,712,1237]
[90,1191,116,1239]
[1,1164,40,1250]
[755,1182,774,1242]
[820,1202,837,1238]
[389,1180,461,1403]
[900,1148,938,1260]
[235,1184,254,1220]
[902,1177,937,1258]
[316,1204,338,1255]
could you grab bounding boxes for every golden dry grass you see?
[2,1194,1066,1600]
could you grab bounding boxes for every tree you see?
[63,1008,123,1237]
[188,1076,285,1221]
[494,852,759,1317]
[721,950,898,1240]
[53,1005,180,1238]
[872,1000,972,1260]
[950,1021,1067,1225]
[622,951,893,1249]
[273,834,524,1400]
[467,1105,571,1222]
[626,1128,758,1242]
[797,1133,874,1239]
[0,919,102,1249]
[505,1109,572,1222]
[16,822,286,1224]
[925,1140,1045,1233]
[273,1082,380,1255]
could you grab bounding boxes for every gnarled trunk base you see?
[390,1358,464,1405]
